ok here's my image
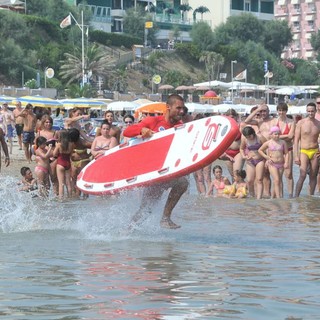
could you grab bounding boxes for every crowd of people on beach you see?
[1,94,320,227]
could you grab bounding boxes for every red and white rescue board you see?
[77,115,238,195]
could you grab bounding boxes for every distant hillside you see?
[124,51,206,94]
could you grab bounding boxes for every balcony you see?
[275,9,288,17]
[111,9,125,17]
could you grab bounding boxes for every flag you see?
[264,71,273,78]
[234,69,247,81]
[60,14,71,28]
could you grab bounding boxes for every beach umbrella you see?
[195,85,211,91]
[134,102,167,118]
[0,95,15,104]
[158,84,174,91]
[175,85,190,91]
[185,102,208,113]
[60,97,108,109]
[275,87,301,96]
[17,95,62,108]
[287,106,307,115]
[107,101,138,111]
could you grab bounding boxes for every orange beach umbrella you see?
[134,102,167,118]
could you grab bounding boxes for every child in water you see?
[35,136,53,197]
[19,166,38,193]
[206,165,231,197]
[231,170,248,198]
[258,126,288,198]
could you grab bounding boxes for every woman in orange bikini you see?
[206,165,231,197]
[271,102,295,198]
[91,121,118,159]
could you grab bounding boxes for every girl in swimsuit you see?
[258,126,289,198]
[240,126,266,199]
[231,170,248,199]
[34,136,53,198]
[206,165,231,197]
[35,115,59,195]
[91,121,118,159]
[53,130,74,200]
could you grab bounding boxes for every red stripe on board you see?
[82,134,174,183]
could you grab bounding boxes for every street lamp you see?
[231,60,237,103]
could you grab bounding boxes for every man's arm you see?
[123,117,154,138]
[294,121,301,164]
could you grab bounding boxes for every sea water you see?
[0,172,320,320]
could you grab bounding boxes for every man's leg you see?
[161,176,189,229]
[294,154,309,197]
[129,185,164,229]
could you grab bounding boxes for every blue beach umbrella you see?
[61,97,108,109]
[0,95,15,104]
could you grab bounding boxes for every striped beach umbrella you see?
[60,97,108,109]
[17,95,62,108]
[0,95,16,104]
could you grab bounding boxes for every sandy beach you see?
[1,140,36,179]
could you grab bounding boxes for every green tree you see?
[123,7,158,46]
[263,20,293,57]
[212,13,264,46]
[190,21,214,51]
[199,51,224,81]
[59,44,111,85]
[310,30,320,61]
[65,83,96,98]
[179,4,192,22]
[194,6,210,21]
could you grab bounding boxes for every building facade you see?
[186,0,274,29]
[274,0,320,60]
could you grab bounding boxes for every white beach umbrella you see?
[107,101,138,111]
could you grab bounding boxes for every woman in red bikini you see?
[270,102,295,198]
[220,109,244,180]
[53,130,74,200]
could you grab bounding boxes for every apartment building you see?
[186,0,274,29]
[274,0,320,60]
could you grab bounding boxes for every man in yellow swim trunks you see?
[294,102,320,197]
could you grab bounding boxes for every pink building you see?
[275,0,320,60]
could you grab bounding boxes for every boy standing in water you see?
[123,94,188,229]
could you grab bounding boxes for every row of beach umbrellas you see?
[159,84,211,91]
[0,95,109,109]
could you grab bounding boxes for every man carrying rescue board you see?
[123,94,189,229]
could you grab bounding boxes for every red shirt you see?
[123,115,182,137]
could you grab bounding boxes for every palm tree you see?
[60,44,110,85]
[194,6,210,21]
[199,51,224,81]
[179,4,192,22]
